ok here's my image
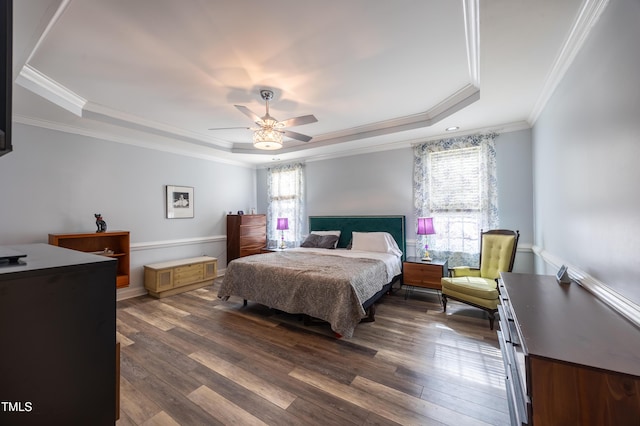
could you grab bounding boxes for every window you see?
[413,133,498,266]
[267,163,305,247]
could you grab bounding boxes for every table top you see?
[144,256,217,270]
[501,272,640,377]
[0,243,115,278]
[404,257,448,266]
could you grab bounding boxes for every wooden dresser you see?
[497,272,640,425]
[227,214,266,262]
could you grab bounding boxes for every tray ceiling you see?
[12,0,594,165]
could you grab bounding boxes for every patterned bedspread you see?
[218,251,390,338]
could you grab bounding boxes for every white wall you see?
[257,129,534,272]
[0,123,257,299]
[306,148,414,219]
[532,0,640,305]
[2,114,537,299]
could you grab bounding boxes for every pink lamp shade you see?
[417,217,435,235]
[276,217,289,231]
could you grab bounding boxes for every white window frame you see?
[267,163,305,247]
[413,133,498,266]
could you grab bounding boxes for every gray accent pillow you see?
[300,234,339,249]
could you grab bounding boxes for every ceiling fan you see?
[209,89,318,150]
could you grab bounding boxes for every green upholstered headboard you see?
[309,215,406,260]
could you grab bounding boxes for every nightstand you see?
[260,247,286,253]
[402,257,448,299]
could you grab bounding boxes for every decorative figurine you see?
[95,213,107,233]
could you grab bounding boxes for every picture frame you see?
[166,185,194,219]
[556,264,570,284]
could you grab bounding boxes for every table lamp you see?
[417,217,435,261]
[276,217,289,249]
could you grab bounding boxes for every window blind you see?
[428,146,481,212]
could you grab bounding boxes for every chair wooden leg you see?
[442,294,448,312]
[488,311,495,330]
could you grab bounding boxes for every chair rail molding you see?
[532,244,640,328]
[407,239,532,258]
[131,235,226,251]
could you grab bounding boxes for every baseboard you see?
[116,286,147,301]
[116,268,226,301]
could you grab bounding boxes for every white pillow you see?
[310,230,341,248]
[351,232,402,257]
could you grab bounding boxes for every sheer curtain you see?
[267,163,305,248]
[413,133,499,267]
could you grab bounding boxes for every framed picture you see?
[166,185,194,219]
[556,264,570,284]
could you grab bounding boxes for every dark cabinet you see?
[0,244,117,425]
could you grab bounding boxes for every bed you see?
[218,215,406,337]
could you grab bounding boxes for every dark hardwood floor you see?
[116,278,509,425]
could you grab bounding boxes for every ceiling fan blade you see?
[208,126,250,130]
[235,105,263,124]
[279,114,318,128]
[282,129,313,142]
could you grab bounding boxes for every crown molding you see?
[16,66,234,151]
[463,0,480,87]
[16,64,86,116]
[262,120,531,168]
[233,0,482,156]
[300,84,480,144]
[528,0,610,124]
[232,84,480,155]
[16,109,531,170]
[82,102,233,150]
[12,115,252,168]
[18,0,483,163]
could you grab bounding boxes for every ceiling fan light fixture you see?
[253,127,283,150]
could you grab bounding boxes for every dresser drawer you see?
[240,245,264,257]
[240,215,266,226]
[240,234,266,250]
[403,261,447,289]
[174,263,204,285]
[240,224,266,237]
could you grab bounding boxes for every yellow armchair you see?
[441,229,519,329]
